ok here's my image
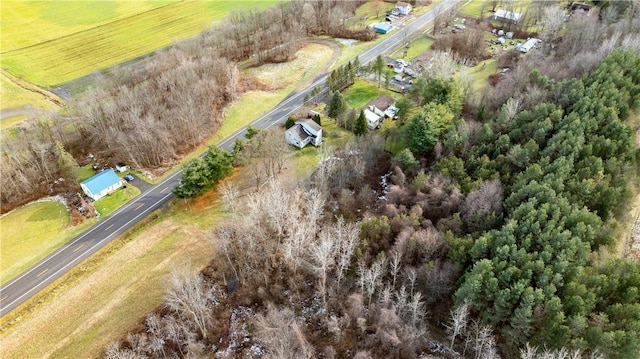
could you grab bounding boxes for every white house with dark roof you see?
[285,118,322,148]
[80,169,123,201]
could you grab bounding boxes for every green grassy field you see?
[459,0,489,17]
[457,58,499,91]
[0,0,281,87]
[343,80,403,109]
[0,201,70,284]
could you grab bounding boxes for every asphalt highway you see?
[0,0,463,318]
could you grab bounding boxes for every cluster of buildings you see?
[284,96,399,149]
[371,1,413,34]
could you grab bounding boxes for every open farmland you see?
[0,0,281,87]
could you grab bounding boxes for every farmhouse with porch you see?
[80,169,124,201]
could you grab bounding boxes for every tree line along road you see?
[0,0,463,318]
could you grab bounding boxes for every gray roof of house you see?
[287,124,309,143]
[297,118,322,132]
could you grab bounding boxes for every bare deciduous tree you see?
[447,301,470,349]
[164,266,217,339]
[254,303,314,359]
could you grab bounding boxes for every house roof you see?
[81,169,121,194]
[494,9,522,22]
[397,1,411,8]
[297,118,322,132]
[366,96,395,112]
[287,124,309,143]
[373,22,393,32]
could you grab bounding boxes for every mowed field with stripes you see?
[0,1,281,87]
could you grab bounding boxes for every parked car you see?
[124,174,135,182]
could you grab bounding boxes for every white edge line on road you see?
[2,191,175,313]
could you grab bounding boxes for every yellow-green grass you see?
[390,34,434,61]
[0,72,57,111]
[343,80,403,109]
[459,0,489,17]
[94,185,141,217]
[456,58,499,92]
[332,36,387,71]
[0,217,214,358]
[0,200,74,285]
[1,1,170,52]
[248,43,334,90]
[1,0,282,86]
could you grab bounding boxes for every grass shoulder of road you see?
[389,34,434,61]
[0,201,98,285]
[1,1,282,86]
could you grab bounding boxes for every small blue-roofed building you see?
[373,23,393,34]
[81,169,123,201]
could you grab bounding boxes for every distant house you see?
[365,96,398,119]
[372,22,394,34]
[285,118,322,148]
[493,9,523,23]
[80,169,123,201]
[396,1,412,15]
[517,38,541,53]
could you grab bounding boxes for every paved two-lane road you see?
[0,0,463,318]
